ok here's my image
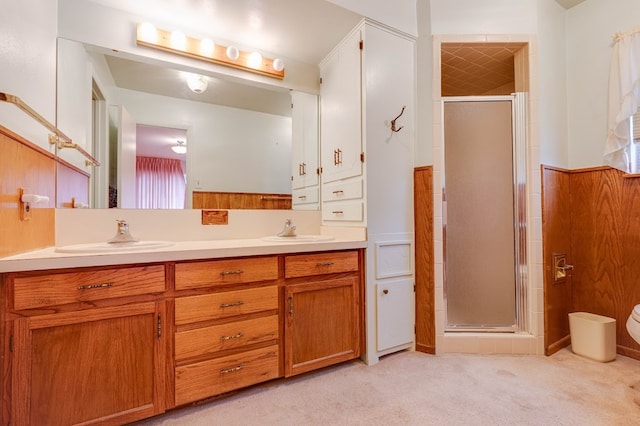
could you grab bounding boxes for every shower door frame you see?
[442,94,528,333]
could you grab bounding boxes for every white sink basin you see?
[262,235,334,243]
[55,240,174,254]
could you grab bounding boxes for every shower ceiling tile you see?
[441,43,526,96]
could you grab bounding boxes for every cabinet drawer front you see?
[292,187,319,205]
[12,265,165,310]
[175,315,279,361]
[175,256,278,290]
[175,286,278,325]
[321,202,363,222]
[322,179,362,202]
[285,251,359,278]
[175,345,279,406]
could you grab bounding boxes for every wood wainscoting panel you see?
[619,175,640,355]
[56,160,90,208]
[0,127,56,257]
[570,168,622,326]
[193,191,292,210]
[414,166,435,354]
[541,166,572,355]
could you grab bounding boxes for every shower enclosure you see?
[443,94,527,332]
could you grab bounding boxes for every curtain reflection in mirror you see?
[136,156,186,208]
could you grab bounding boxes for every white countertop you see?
[0,237,367,273]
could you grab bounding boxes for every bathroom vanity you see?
[0,239,365,425]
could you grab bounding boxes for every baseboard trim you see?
[545,335,570,356]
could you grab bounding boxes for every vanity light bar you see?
[135,23,285,80]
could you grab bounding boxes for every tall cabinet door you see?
[11,302,166,426]
[291,91,319,190]
[320,28,363,183]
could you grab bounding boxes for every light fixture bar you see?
[135,23,285,80]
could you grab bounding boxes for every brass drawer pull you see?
[316,262,335,267]
[220,301,244,308]
[332,190,344,195]
[219,269,244,276]
[298,195,307,199]
[220,365,244,375]
[220,332,244,342]
[332,210,344,215]
[78,282,113,290]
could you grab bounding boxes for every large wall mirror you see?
[55,0,363,211]
[58,39,295,210]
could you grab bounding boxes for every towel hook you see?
[391,106,406,133]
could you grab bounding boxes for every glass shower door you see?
[443,98,517,330]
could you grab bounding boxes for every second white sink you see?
[55,240,174,254]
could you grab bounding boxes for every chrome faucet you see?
[277,218,297,237]
[108,219,139,243]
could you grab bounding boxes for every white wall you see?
[115,88,292,199]
[327,0,418,37]
[430,0,538,35]
[566,0,640,169]
[536,0,569,167]
[0,0,58,150]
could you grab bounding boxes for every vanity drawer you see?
[322,179,362,202]
[284,251,359,279]
[11,265,165,310]
[175,256,278,290]
[175,315,279,361]
[175,286,278,325]
[175,345,280,406]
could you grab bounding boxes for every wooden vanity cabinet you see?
[172,256,281,407]
[4,265,167,426]
[283,250,363,377]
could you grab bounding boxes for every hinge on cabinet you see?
[320,77,323,85]
[9,335,13,353]
[317,167,321,175]
[359,40,363,50]
[157,314,162,340]
[360,152,365,163]
[291,103,294,109]
[414,284,416,292]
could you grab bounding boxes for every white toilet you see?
[626,304,640,344]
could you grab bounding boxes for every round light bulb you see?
[248,52,262,68]
[138,22,158,43]
[272,58,284,72]
[200,38,215,56]
[170,30,187,50]
[226,45,239,60]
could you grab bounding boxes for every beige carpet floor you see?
[138,348,640,425]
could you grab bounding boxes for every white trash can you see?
[568,312,616,362]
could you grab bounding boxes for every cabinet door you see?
[320,29,363,183]
[285,277,360,377]
[291,91,319,190]
[11,302,165,426]
[376,279,415,351]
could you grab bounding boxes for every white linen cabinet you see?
[319,19,416,364]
